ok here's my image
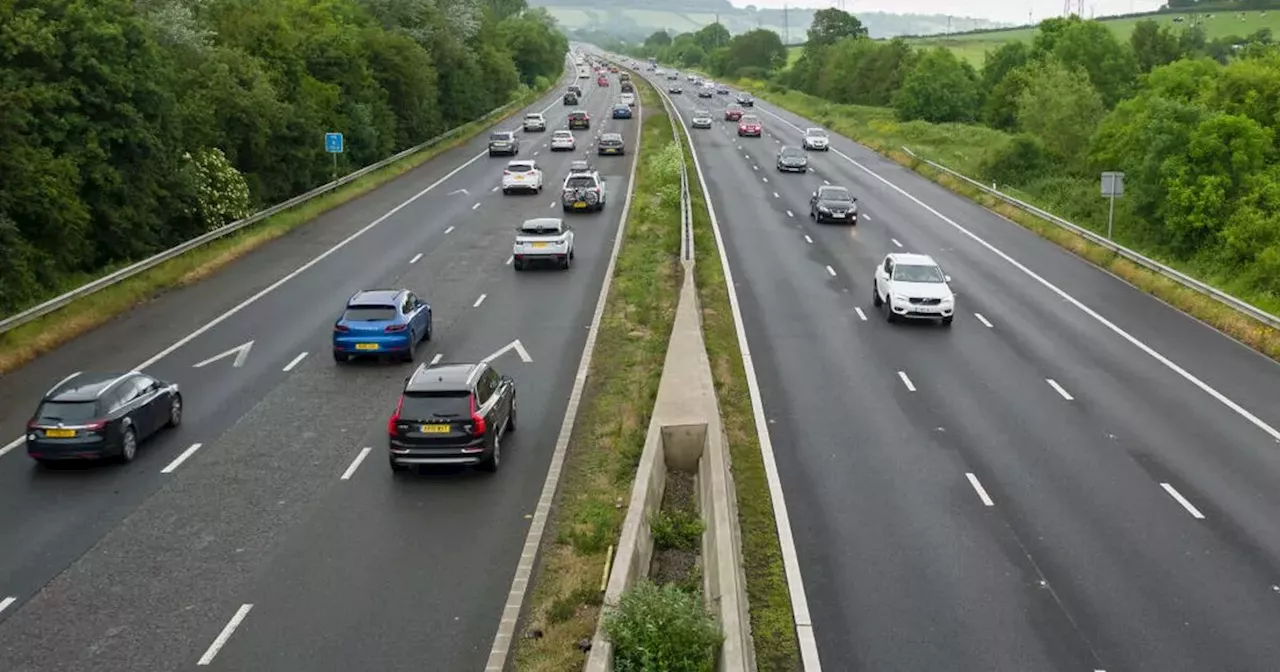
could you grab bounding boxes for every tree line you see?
[0,0,568,316]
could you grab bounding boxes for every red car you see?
[737,115,762,137]
[597,76,608,87]
[724,107,744,122]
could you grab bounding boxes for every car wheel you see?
[333,351,346,363]
[885,299,897,323]
[166,393,183,428]
[942,315,954,327]
[507,398,517,432]
[119,426,138,463]
[560,256,571,270]
[402,341,416,363]
[478,432,500,473]
[502,188,510,195]
[569,248,575,260]
[389,455,408,473]
[872,281,883,307]
[513,259,524,271]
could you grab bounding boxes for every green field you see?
[784,10,1280,66]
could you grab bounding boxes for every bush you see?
[734,65,770,80]
[978,133,1050,186]
[604,581,722,672]
[651,507,705,551]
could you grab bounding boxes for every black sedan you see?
[776,146,808,172]
[26,371,183,464]
[809,185,859,223]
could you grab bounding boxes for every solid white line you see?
[409,252,423,264]
[340,447,373,481]
[974,313,993,328]
[472,203,481,210]
[825,265,836,277]
[161,443,203,474]
[897,371,916,392]
[891,238,903,248]
[652,76,822,672]
[282,351,309,371]
[0,596,16,615]
[786,210,794,218]
[485,85,645,672]
[1160,483,1206,519]
[1046,378,1074,401]
[804,235,813,244]
[197,604,253,665]
[966,473,995,506]
[754,103,1280,444]
[444,226,455,234]
[854,307,867,321]
[473,294,487,308]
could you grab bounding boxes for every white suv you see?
[523,113,547,132]
[513,218,574,270]
[562,172,606,212]
[872,253,955,326]
[803,128,829,151]
[502,160,543,195]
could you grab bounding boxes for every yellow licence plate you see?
[574,202,586,208]
[45,429,76,438]
[355,343,379,351]
[421,424,450,434]
[533,242,549,248]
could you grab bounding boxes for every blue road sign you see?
[325,132,344,153]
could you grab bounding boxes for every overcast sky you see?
[727,0,1167,25]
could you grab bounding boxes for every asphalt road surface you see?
[640,67,1280,671]
[0,61,642,672]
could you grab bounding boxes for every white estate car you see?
[690,109,713,129]
[523,113,547,132]
[803,127,830,151]
[513,218,575,270]
[550,130,576,152]
[502,160,543,195]
[872,253,955,326]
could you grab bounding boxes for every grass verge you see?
[0,83,554,375]
[512,79,683,671]
[678,106,803,670]
[722,79,1280,364]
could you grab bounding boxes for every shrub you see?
[651,507,704,551]
[978,133,1049,186]
[604,581,722,672]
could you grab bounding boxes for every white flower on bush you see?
[183,147,252,230]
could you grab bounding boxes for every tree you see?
[723,28,787,75]
[981,41,1030,93]
[1015,60,1105,166]
[806,8,867,48]
[1130,19,1185,73]
[982,66,1033,131]
[694,23,729,52]
[645,30,672,49]
[1047,17,1138,107]
[892,47,980,123]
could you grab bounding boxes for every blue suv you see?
[333,289,432,363]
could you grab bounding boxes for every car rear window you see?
[525,114,541,119]
[566,176,596,189]
[35,400,100,424]
[509,162,535,172]
[399,392,471,421]
[742,116,759,123]
[819,187,852,201]
[343,306,397,321]
[489,133,511,141]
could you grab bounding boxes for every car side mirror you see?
[811,191,818,198]
[852,197,858,202]
[944,275,952,283]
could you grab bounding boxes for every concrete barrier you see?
[584,261,755,672]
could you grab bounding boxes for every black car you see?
[568,84,583,97]
[488,131,519,156]
[737,92,754,106]
[563,92,579,106]
[776,146,808,172]
[387,362,516,473]
[810,185,859,223]
[26,371,183,465]
[597,132,625,155]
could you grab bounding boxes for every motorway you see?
[636,66,1280,671]
[0,61,642,671]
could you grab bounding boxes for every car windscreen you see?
[807,129,828,137]
[35,400,100,424]
[399,392,471,421]
[566,176,596,189]
[694,111,709,117]
[342,306,397,321]
[781,148,804,158]
[741,116,759,123]
[819,188,851,202]
[893,264,945,283]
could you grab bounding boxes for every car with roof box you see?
[387,362,516,473]
[26,371,182,465]
[332,289,432,362]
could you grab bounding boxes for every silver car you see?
[513,218,575,271]
[522,113,546,132]
[691,109,713,128]
[550,130,576,152]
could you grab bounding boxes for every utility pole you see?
[784,4,789,45]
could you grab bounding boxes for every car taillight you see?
[26,419,37,430]
[385,324,407,332]
[334,324,349,333]
[469,395,486,436]
[503,170,512,175]
[85,420,106,432]
[388,396,403,435]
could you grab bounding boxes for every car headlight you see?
[818,205,830,212]
[941,296,954,305]
[893,294,909,304]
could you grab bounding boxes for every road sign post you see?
[325,132,344,182]
[1101,171,1124,240]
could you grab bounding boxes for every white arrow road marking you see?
[482,339,533,364]
[448,188,470,196]
[161,443,203,474]
[193,341,254,369]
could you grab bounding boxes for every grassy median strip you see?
[513,82,682,671]
[678,115,803,670]
[0,85,553,376]
[730,79,1280,363]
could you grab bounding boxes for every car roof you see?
[817,185,851,197]
[888,252,938,266]
[601,132,623,139]
[806,127,826,133]
[348,289,404,306]
[553,129,573,135]
[45,371,132,402]
[405,362,485,392]
[694,109,710,115]
[521,217,563,232]
[780,145,804,152]
[525,112,543,117]
[508,159,535,166]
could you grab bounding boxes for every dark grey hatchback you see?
[776,146,808,172]
[26,371,182,465]
[387,362,516,473]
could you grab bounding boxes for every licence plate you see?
[533,242,549,248]
[574,202,586,208]
[421,424,450,434]
[45,429,75,438]
[355,343,378,351]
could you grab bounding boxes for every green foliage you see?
[893,47,980,123]
[1015,60,1105,166]
[979,133,1050,185]
[0,0,566,316]
[806,8,867,48]
[1131,19,1188,73]
[603,581,722,672]
[651,507,705,551]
